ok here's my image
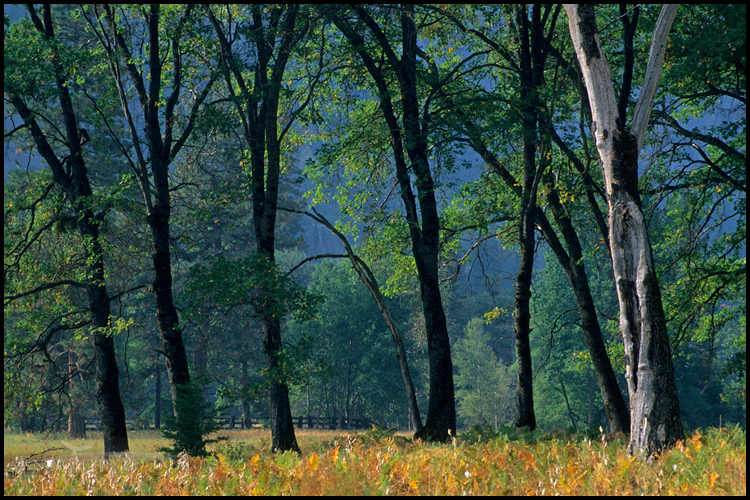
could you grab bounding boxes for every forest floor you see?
[4,425,746,495]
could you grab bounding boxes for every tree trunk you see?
[263,313,301,453]
[205,4,302,453]
[96,4,200,431]
[87,234,129,456]
[565,3,683,457]
[413,262,456,442]
[149,200,191,418]
[67,351,86,440]
[7,7,129,455]
[537,188,631,434]
[510,5,543,432]
[513,209,537,431]
[154,367,162,430]
[297,209,424,433]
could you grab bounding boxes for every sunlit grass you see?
[4,425,746,495]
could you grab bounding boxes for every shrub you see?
[157,379,226,458]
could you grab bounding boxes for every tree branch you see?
[629,4,678,151]
[4,280,88,306]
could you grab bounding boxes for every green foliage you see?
[157,379,227,458]
[285,260,418,426]
[356,424,412,449]
[453,319,514,428]
[720,320,746,406]
[184,253,323,322]
[458,423,567,446]
[213,439,258,463]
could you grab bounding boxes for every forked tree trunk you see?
[565,4,684,457]
[205,4,303,453]
[511,4,543,432]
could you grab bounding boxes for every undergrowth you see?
[4,425,745,495]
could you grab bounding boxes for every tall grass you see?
[4,425,745,495]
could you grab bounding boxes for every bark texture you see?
[565,3,683,456]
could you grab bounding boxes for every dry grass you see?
[4,426,746,495]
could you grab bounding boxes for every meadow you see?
[4,425,746,495]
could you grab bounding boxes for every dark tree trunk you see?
[262,315,300,453]
[564,258,631,433]
[205,4,303,453]
[8,6,129,456]
[241,359,252,430]
[67,351,86,440]
[86,222,129,456]
[154,367,162,430]
[468,129,631,435]
[400,6,456,442]
[513,210,536,430]
[95,4,202,431]
[149,201,191,416]
[538,188,631,434]
[413,265,456,442]
[510,5,543,431]
[143,5,192,413]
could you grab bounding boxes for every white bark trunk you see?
[630,5,679,151]
[564,4,684,457]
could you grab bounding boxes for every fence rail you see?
[84,415,372,432]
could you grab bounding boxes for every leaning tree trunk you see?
[298,208,424,433]
[565,4,684,457]
[537,189,631,434]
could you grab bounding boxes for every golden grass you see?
[4,426,746,495]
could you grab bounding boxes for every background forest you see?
[4,4,745,457]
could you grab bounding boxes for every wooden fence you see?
[85,415,372,432]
